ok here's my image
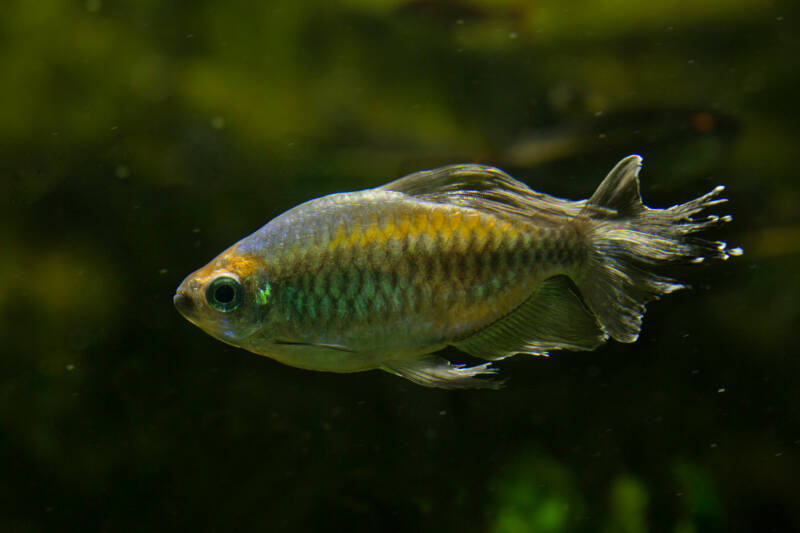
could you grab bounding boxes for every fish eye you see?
[206,276,242,312]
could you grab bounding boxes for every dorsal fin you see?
[380,164,582,220]
[584,155,644,217]
[381,164,527,197]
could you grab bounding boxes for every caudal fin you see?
[576,155,742,343]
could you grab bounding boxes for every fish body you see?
[174,156,740,388]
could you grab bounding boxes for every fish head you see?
[174,245,270,346]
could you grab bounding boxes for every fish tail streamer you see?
[576,155,742,343]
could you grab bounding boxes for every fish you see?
[174,155,741,389]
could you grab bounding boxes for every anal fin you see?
[381,356,504,390]
[454,275,608,360]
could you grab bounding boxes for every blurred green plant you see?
[603,475,648,533]
[672,462,724,532]
[488,452,584,533]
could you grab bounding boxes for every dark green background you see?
[2,1,798,531]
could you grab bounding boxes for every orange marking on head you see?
[225,252,265,278]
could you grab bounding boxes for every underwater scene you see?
[2,1,798,531]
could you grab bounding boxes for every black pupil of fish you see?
[215,284,235,304]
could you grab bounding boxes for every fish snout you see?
[174,276,202,319]
[173,291,195,318]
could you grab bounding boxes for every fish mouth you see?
[173,291,195,318]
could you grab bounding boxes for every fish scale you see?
[261,198,559,349]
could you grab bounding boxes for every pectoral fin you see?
[380,356,504,390]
